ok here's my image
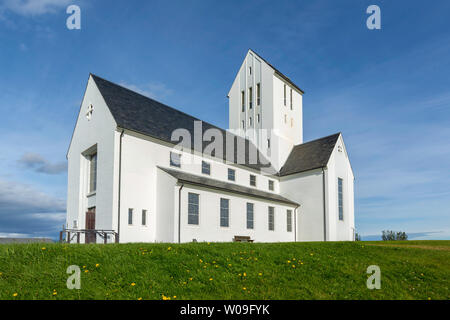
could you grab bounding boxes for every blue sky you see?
[0,0,449,240]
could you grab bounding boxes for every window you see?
[250,174,256,187]
[142,210,147,226]
[268,206,275,231]
[220,198,229,227]
[291,118,293,128]
[287,209,292,232]
[290,88,293,110]
[170,152,181,168]
[128,208,133,225]
[249,66,252,75]
[249,87,253,109]
[242,120,245,129]
[89,153,97,193]
[338,178,344,220]
[256,83,261,105]
[249,117,252,127]
[188,193,199,225]
[228,168,235,181]
[201,161,210,175]
[257,114,260,123]
[241,91,245,112]
[268,180,274,191]
[267,138,271,149]
[247,203,254,229]
[284,84,286,106]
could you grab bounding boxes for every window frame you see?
[268,206,275,231]
[142,209,147,226]
[249,87,253,109]
[250,174,256,187]
[170,152,181,168]
[201,160,211,175]
[290,88,293,110]
[256,83,261,106]
[220,198,230,228]
[284,84,287,106]
[246,202,254,229]
[268,180,274,191]
[188,192,200,225]
[338,178,344,221]
[128,208,133,225]
[228,168,236,181]
[287,209,292,232]
[89,153,97,193]
[241,90,245,112]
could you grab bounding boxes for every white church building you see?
[66,49,355,243]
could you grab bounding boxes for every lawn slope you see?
[0,240,448,300]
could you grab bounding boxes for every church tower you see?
[227,49,304,171]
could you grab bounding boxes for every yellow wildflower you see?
[243,272,247,277]
[209,278,213,281]
[243,287,247,290]
[95,264,100,268]
[138,297,142,300]
[131,283,136,286]
[13,293,18,297]
[258,273,262,276]
[84,270,89,273]
[167,247,172,251]
[41,247,46,250]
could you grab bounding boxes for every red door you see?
[85,207,96,243]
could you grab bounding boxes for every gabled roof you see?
[249,49,305,94]
[158,167,299,206]
[91,74,273,172]
[279,133,341,176]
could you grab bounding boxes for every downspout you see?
[117,129,125,243]
[294,204,300,242]
[322,167,327,241]
[178,183,184,243]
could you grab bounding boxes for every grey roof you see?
[158,166,299,206]
[250,49,305,94]
[279,133,340,176]
[91,74,273,172]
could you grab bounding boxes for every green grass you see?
[0,240,448,300]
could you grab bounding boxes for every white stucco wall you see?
[66,75,119,243]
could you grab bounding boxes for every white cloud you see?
[119,81,173,101]
[1,0,72,16]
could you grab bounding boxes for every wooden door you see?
[85,207,96,244]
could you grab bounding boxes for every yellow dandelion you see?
[287,260,291,263]
[131,282,136,286]
[243,287,247,290]
[228,264,232,267]
[207,242,210,245]
[292,265,296,268]
[53,292,57,296]
[82,266,86,269]
[310,253,314,256]
[213,261,216,264]
[0,272,2,276]
[209,278,213,281]
[138,297,142,301]
[13,293,18,297]
[95,264,100,268]
[238,273,242,276]
[243,272,247,277]
[84,270,89,273]
[428,297,431,300]
[189,277,193,281]
[199,259,203,263]
[167,247,172,251]
[173,296,177,299]
[258,273,262,276]
[162,294,171,300]
[41,247,46,250]
[183,282,187,285]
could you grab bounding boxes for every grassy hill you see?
[0,240,448,300]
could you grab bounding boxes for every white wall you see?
[66,76,119,243]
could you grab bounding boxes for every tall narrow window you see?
[220,198,229,227]
[128,208,133,225]
[250,174,256,187]
[268,206,275,231]
[241,91,245,112]
[142,210,147,226]
[188,193,199,225]
[89,153,97,193]
[268,180,274,191]
[249,66,252,75]
[267,138,271,149]
[256,83,261,106]
[249,117,252,127]
[284,84,286,106]
[338,178,344,221]
[201,161,210,175]
[257,114,260,123]
[249,87,253,109]
[228,168,235,181]
[287,209,292,232]
[242,120,245,129]
[170,152,181,168]
[247,203,254,229]
[290,88,293,110]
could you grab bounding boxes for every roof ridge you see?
[295,132,341,146]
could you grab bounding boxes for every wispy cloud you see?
[0,0,72,16]
[18,152,67,174]
[119,81,173,101]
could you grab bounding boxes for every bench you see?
[233,235,254,243]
